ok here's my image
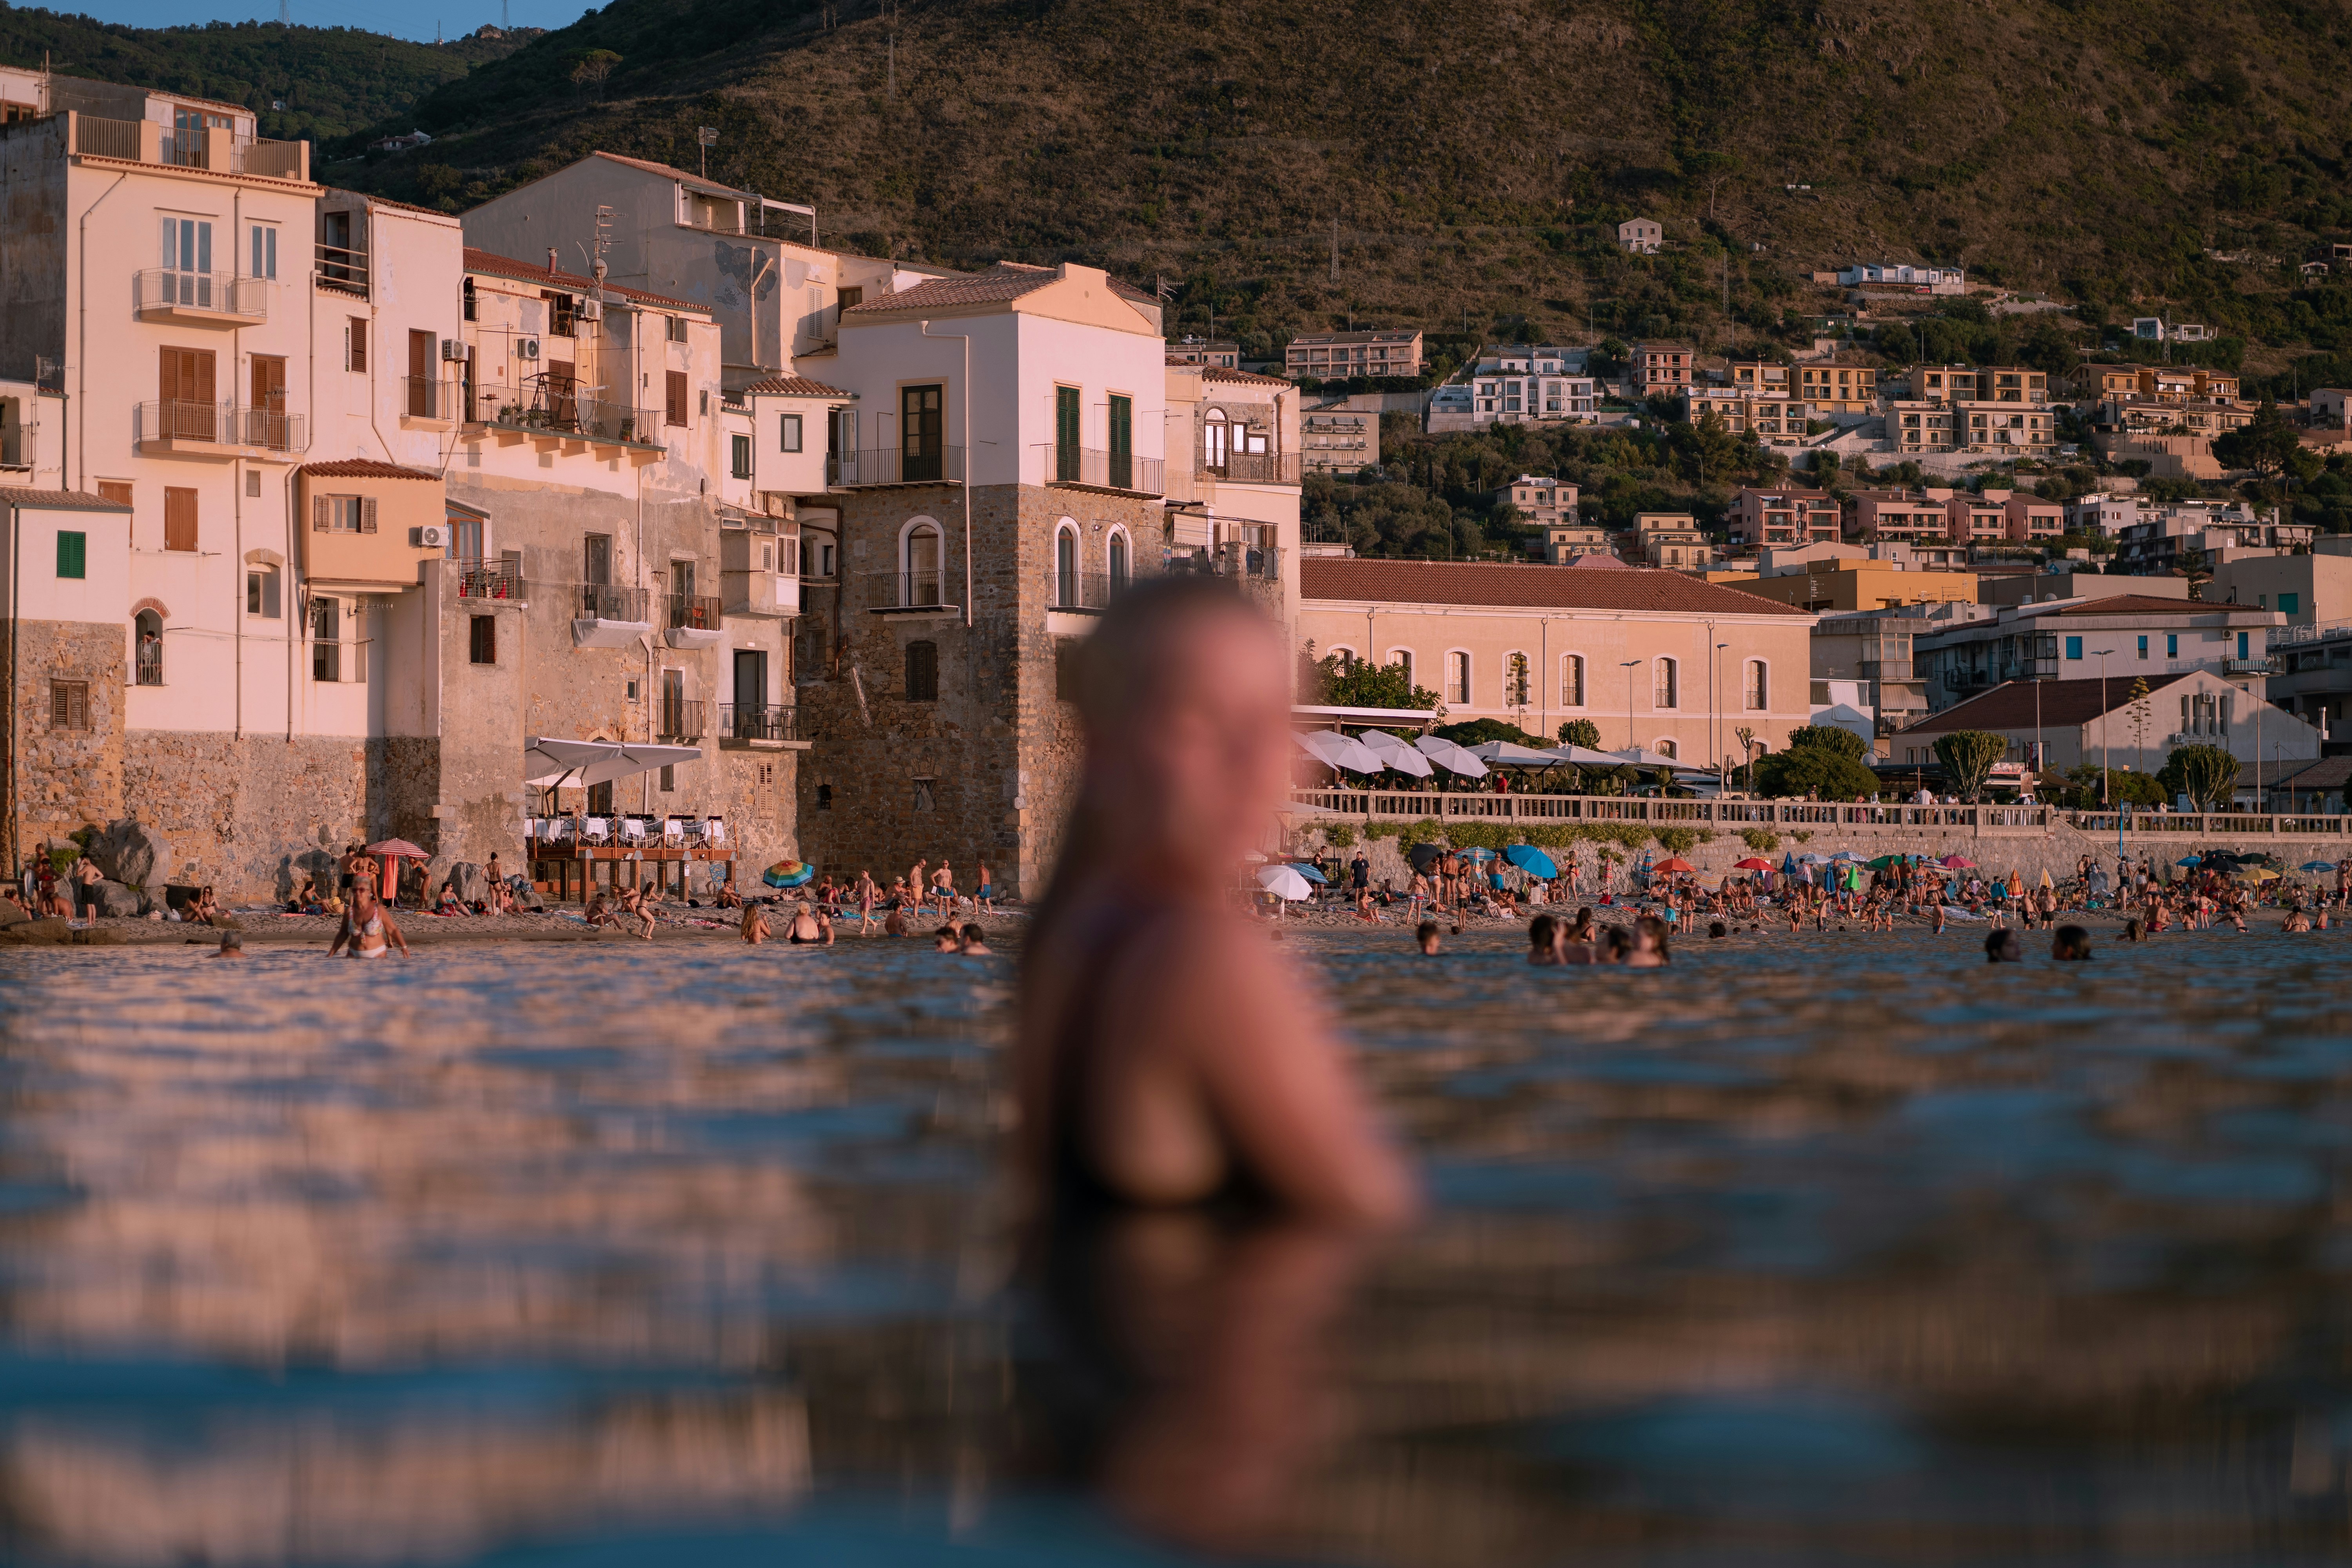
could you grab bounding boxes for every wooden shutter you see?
[348,317,367,372]
[163,487,198,552]
[54,530,84,578]
[666,371,688,427]
[312,495,329,531]
[51,680,87,730]
[96,481,131,508]
[361,497,378,534]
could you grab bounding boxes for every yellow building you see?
[1720,561,1980,613]
[1793,359,1878,414]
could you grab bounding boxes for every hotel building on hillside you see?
[1298,557,1814,769]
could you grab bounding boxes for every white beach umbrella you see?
[1256,864,1313,900]
[1545,743,1626,768]
[1357,729,1435,778]
[1414,734,1489,778]
[1293,729,1385,775]
[1467,740,1561,769]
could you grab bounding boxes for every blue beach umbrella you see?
[2175,856,2205,867]
[1462,847,1498,863]
[2299,861,2338,874]
[1504,844,1559,878]
[1780,852,1798,873]
[1287,861,1330,884]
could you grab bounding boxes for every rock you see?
[446,862,487,906]
[89,819,172,891]
[94,880,142,919]
[0,900,25,928]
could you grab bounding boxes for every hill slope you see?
[328,0,2352,362]
[0,5,523,144]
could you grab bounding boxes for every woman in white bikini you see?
[328,883,409,959]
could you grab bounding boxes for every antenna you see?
[696,125,718,180]
[276,0,287,22]
[501,0,508,25]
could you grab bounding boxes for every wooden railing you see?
[1292,790,2352,838]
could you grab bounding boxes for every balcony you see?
[72,116,307,181]
[401,377,459,426]
[665,593,726,650]
[476,390,664,452]
[134,269,267,326]
[1045,446,1165,496]
[571,583,650,647]
[1200,450,1301,485]
[134,401,304,460]
[716,703,801,748]
[827,445,965,487]
[1052,570,1128,613]
[859,568,957,617]
[453,559,526,603]
[316,242,368,295]
[2224,655,2274,677]
[655,699,706,742]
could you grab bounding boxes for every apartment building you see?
[2067,364,2243,404]
[1164,336,1239,369]
[1299,558,1812,762]
[1855,486,2058,548]
[1791,359,1878,414]
[1618,218,1662,254]
[1838,261,1966,294]
[2064,492,2148,537]
[1899,667,2317,775]
[1300,404,1377,473]
[1630,343,1694,394]
[1811,607,1932,736]
[1725,560,1979,613]
[2115,510,2317,575]
[1727,486,1841,549]
[1283,329,1423,381]
[1684,383,1803,445]
[1462,345,1599,425]
[1914,595,2282,713]
[1631,512,1716,571]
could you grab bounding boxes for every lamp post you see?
[1714,637,1730,793]
[1621,659,1642,758]
[2093,648,2116,805]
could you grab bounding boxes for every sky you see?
[45,0,590,43]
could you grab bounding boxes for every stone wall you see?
[6,619,126,862]
[120,731,368,900]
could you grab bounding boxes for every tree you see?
[2059,764,2163,808]
[1933,730,2007,801]
[1433,717,1548,748]
[567,47,620,101]
[1315,653,1438,711]
[2213,399,2303,491]
[1782,724,1868,760]
[1752,744,1880,800]
[1558,718,1602,749]
[2161,743,2241,810]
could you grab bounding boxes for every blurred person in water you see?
[1017,574,1417,1223]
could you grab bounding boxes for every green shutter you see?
[55,530,85,579]
[1108,394,1131,456]
[1055,386,1080,481]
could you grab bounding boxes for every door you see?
[902,384,942,481]
[733,649,766,738]
[661,668,688,740]
[408,329,436,418]
[1055,385,1080,482]
[1108,393,1132,488]
[546,361,577,429]
[250,355,286,449]
[1203,416,1229,473]
[158,347,215,441]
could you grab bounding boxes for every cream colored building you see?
[1300,557,1814,764]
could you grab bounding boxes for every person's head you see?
[1634,914,1670,958]
[960,922,988,948]
[1708,920,1727,938]
[1600,926,1632,962]
[1052,577,1289,898]
[2052,924,2091,961]
[1415,920,1440,954]
[1984,929,2022,963]
[934,924,960,951]
[1526,913,1557,952]
[214,930,242,958]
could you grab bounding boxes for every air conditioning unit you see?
[412,523,448,549]
[439,337,468,361]
[577,298,603,322]
[516,338,540,361]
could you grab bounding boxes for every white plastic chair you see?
[662,817,687,846]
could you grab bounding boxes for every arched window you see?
[901,519,942,607]
[1327,646,1357,671]
[1653,657,1678,710]
[1107,528,1130,597]
[1203,408,1230,473]
[1655,738,1678,759]
[1504,651,1531,707]
[1446,650,1471,706]
[1388,649,1413,686]
[134,610,163,686]
[1561,653,1586,707]
[905,639,938,701]
[1743,659,1768,711]
[1055,522,1080,608]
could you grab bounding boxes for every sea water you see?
[0,929,2348,1565]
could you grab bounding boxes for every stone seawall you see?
[121,732,370,901]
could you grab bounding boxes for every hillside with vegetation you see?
[0,6,523,144]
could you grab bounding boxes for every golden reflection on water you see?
[2,931,2351,1564]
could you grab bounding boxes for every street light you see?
[2092,648,2116,804]
[1621,659,1643,757]
[1713,638,1730,791]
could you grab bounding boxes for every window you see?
[55,530,85,579]
[1653,657,1678,710]
[659,764,675,792]
[905,639,938,701]
[470,614,496,664]
[134,610,163,686]
[346,316,367,372]
[1447,651,1470,705]
[246,564,279,618]
[1505,652,1530,707]
[1561,653,1584,707]
[1390,649,1413,686]
[2238,631,2250,659]
[1107,392,1132,487]
[837,287,863,314]
[779,413,802,452]
[1656,739,1678,759]
[159,216,212,299]
[731,432,752,479]
[2137,635,2148,659]
[1743,659,1768,711]
[2065,636,2083,661]
[49,679,88,730]
[1108,530,1129,594]
[462,278,476,321]
[2282,592,2301,616]
[312,495,376,534]
[1056,524,1078,607]
[904,522,943,606]
[249,223,276,280]
[2167,633,2178,659]
[164,486,198,552]
[245,470,262,498]
[666,371,689,427]
[96,481,131,508]
[584,533,612,586]
[665,314,689,344]
[311,597,340,682]
[816,783,833,811]
[545,291,577,339]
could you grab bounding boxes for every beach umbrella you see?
[1797,852,1832,865]
[1937,854,1976,869]
[2040,869,2054,888]
[1357,729,1435,778]
[1829,850,1862,862]
[1408,842,1446,873]
[2235,866,2281,883]
[365,838,429,860]
[1863,855,1904,869]
[1504,844,1559,877]
[1461,848,1498,862]
[2175,855,2205,867]
[1652,856,1696,874]
[1733,857,1774,871]
[1545,743,1625,768]
[1780,852,1798,873]
[1293,729,1384,775]
[1414,734,1489,778]
[1467,740,1563,769]
[2298,860,2338,874]
[762,859,815,889]
[1287,861,1330,883]
[1256,864,1312,900]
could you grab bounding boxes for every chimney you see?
[547,247,559,276]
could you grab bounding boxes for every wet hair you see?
[1708,920,1727,938]
[1415,921,1439,943]
[2051,924,2091,961]
[1635,914,1671,960]
[1601,926,1632,960]
[2122,917,2145,941]
[961,923,985,943]
[934,925,957,940]
[1527,914,1557,950]
[1984,929,2020,962]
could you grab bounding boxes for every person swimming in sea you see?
[1016,575,1417,1223]
[2051,924,2092,960]
[1415,920,1441,955]
[959,922,992,956]
[328,882,408,959]
[1525,914,1561,966]
[741,903,772,944]
[1984,928,2023,963]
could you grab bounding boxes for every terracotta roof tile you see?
[2040,593,2252,617]
[0,487,131,512]
[299,459,441,481]
[1203,367,1293,388]
[462,248,708,314]
[843,261,1154,316]
[740,375,854,398]
[1900,672,2198,734]
[1299,557,1810,616]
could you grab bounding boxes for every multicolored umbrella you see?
[762,859,816,888]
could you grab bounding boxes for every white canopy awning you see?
[1413,734,1488,778]
[1468,740,1563,769]
[1357,729,1434,778]
[524,736,705,789]
[1546,743,1627,768]
[1294,729,1385,775]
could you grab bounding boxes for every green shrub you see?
[1323,823,1357,848]
[1790,830,1813,844]
[1364,820,1404,840]
[1652,827,1701,855]
[1740,827,1781,853]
